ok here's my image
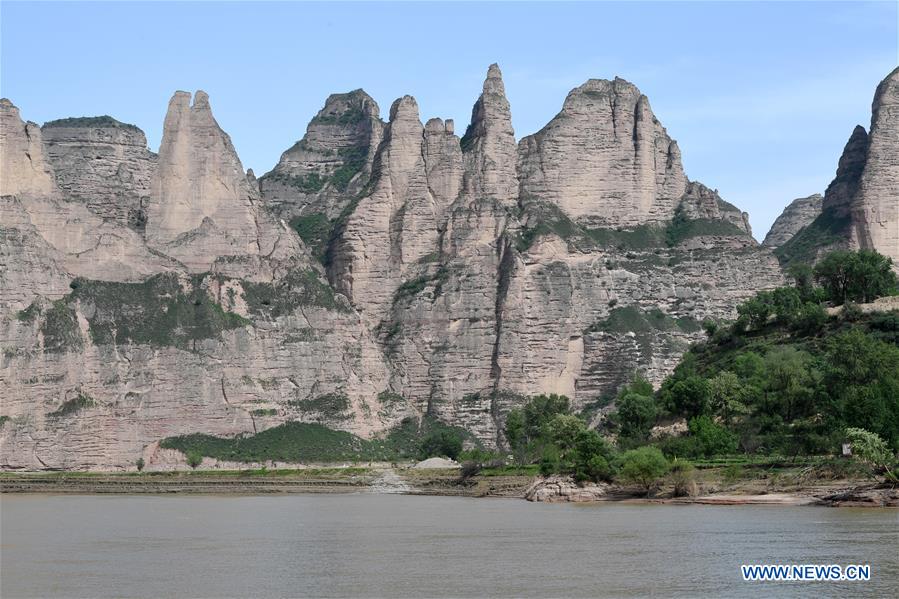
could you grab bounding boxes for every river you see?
[1,494,896,597]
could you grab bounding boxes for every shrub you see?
[615,391,657,439]
[814,250,897,305]
[845,427,898,483]
[419,430,463,460]
[186,450,203,469]
[618,446,670,492]
[136,457,145,472]
[841,301,863,322]
[669,459,698,497]
[688,416,738,457]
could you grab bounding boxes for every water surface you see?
[2,494,896,597]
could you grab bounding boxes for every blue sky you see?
[2,1,897,236]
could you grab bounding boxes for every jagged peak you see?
[388,95,420,122]
[316,89,380,123]
[483,63,506,95]
[192,90,210,109]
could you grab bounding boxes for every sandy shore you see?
[2,469,896,507]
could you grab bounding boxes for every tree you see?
[762,347,819,422]
[661,374,710,418]
[616,391,658,439]
[420,430,463,460]
[523,394,570,441]
[814,250,897,305]
[136,457,145,472]
[503,409,527,465]
[573,429,616,482]
[736,294,772,330]
[545,414,585,452]
[186,450,203,469]
[707,371,748,425]
[845,427,898,483]
[618,447,670,493]
[688,416,738,457]
[825,330,899,445]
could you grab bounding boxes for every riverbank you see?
[2,465,895,506]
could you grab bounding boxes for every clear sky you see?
[2,1,897,237]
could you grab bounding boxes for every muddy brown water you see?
[1,494,896,597]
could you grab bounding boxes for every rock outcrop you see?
[776,68,898,267]
[145,91,302,276]
[259,89,384,229]
[853,67,899,265]
[518,77,686,228]
[460,63,518,207]
[41,117,156,230]
[763,194,823,247]
[16,61,892,471]
[0,99,57,198]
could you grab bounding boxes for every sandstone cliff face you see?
[853,67,899,265]
[0,95,392,470]
[763,194,823,247]
[259,89,384,230]
[776,68,898,267]
[0,99,57,198]
[518,78,686,228]
[145,91,302,276]
[41,117,156,230]
[3,62,843,470]
[460,64,518,207]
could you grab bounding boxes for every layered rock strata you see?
[762,194,823,247]
[13,62,895,469]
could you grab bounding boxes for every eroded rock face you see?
[145,91,303,276]
[519,78,686,228]
[763,194,823,247]
[0,99,57,198]
[461,64,518,207]
[0,63,826,469]
[776,67,899,268]
[41,117,156,230]
[853,67,899,265]
[260,89,384,224]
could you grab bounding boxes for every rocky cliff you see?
[762,194,823,247]
[5,63,895,470]
[773,68,898,267]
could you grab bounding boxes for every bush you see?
[618,446,670,492]
[136,457,145,472]
[845,427,898,483]
[814,250,897,305]
[420,430,463,460]
[186,450,203,469]
[615,391,657,439]
[669,459,698,497]
[688,416,739,457]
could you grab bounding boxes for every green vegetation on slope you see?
[241,268,347,316]
[518,201,750,253]
[289,213,331,259]
[774,209,851,267]
[160,416,478,464]
[607,250,899,457]
[62,273,249,349]
[48,392,96,418]
[43,115,141,132]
